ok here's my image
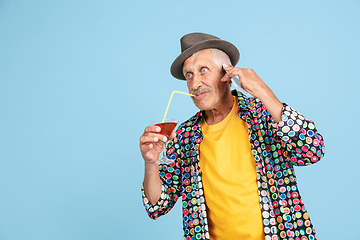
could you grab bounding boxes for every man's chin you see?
[192,101,209,111]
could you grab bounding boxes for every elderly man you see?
[139,33,325,240]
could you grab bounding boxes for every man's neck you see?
[204,92,234,125]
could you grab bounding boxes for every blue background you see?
[1,0,359,239]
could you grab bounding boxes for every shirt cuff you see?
[142,184,170,214]
[272,104,306,142]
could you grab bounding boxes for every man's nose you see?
[192,73,203,89]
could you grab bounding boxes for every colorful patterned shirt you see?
[142,90,325,240]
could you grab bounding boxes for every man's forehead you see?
[183,49,213,70]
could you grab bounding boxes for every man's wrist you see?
[144,160,160,171]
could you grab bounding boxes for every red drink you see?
[155,122,177,138]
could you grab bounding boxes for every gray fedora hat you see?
[170,32,240,80]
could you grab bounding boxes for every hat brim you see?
[170,39,240,80]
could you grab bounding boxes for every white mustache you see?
[191,86,213,96]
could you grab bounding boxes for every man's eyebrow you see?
[183,67,191,73]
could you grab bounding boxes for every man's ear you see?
[221,68,226,77]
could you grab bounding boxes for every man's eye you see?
[201,68,208,73]
[186,73,192,78]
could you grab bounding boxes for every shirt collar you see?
[185,90,254,127]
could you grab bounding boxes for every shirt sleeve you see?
[141,128,183,220]
[272,104,325,166]
[141,184,172,220]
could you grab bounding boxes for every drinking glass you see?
[152,118,178,164]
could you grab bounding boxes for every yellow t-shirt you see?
[200,96,265,240]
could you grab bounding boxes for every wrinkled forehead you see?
[182,49,214,70]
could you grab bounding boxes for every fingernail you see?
[155,126,161,132]
[222,63,229,67]
[154,137,158,142]
[163,136,167,142]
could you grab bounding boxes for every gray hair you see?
[209,48,232,71]
[189,48,232,73]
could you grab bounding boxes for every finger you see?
[221,70,239,83]
[222,63,233,71]
[221,74,232,84]
[221,64,244,82]
[229,69,248,84]
[140,140,163,155]
[140,135,159,145]
[223,65,246,76]
[140,134,167,145]
[220,70,233,83]
[140,142,153,154]
[143,124,161,134]
[168,131,176,140]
